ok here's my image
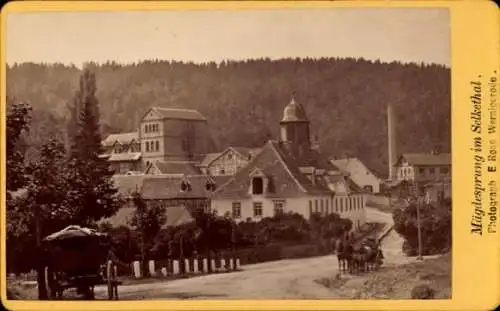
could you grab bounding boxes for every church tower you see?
[279,96,311,155]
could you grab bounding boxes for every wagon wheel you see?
[106,260,119,300]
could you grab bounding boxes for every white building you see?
[210,97,366,229]
[331,157,382,193]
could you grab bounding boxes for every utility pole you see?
[415,183,423,261]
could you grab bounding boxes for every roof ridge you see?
[268,141,308,193]
[212,143,270,195]
[154,106,201,112]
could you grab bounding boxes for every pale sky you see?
[6,8,450,67]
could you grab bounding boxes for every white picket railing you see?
[131,257,241,278]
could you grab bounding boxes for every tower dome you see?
[281,97,308,123]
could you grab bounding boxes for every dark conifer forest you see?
[6,57,451,177]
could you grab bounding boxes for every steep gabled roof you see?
[270,141,344,195]
[332,157,381,182]
[231,147,262,159]
[143,107,207,121]
[211,140,358,200]
[102,132,139,147]
[141,175,220,200]
[198,152,222,167]
[212,141,307,199]
[398,153,451,166]
[146,161,202,175]
[198,147,261,168]
[108,152,142,162]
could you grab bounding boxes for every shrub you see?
[411,284,436,299]
[393,199,451,256]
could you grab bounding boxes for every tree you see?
[393,199,451,256]
[66,68,124,226]
[6,99,32,191]
[129,192,167,276]
[7,136,73,298]
[25,137,75,298]
[5,99,34,283]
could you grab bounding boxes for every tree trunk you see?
[140,233,149,277]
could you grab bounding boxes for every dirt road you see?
[94,207,417,299]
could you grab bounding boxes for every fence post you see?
[203,258,208,273]
[148,260,156,277]
[173,260,180,275]
[133,261,141,278]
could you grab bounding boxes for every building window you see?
[252,177,264,195]
[180,181,192,192]
[253,202,263,217]
[363,185,373,193]
[228,153,233,160]
[232,202,241,219]
[440,167,449,174]
[155,140,159,152]
[419,167,425,174]
[325,199,329,214]
[320,199,324,214]
[340,198,343,213]
[146,141,150,152]
[429,167,436,174]
[273,200,285,216]
[314,200,318,212]
[220,169,225,175]
[309,200,313,217]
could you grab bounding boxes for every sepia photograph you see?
[4,5,452,301]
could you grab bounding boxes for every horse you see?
[336,237,354,274]
[353,241,384,273]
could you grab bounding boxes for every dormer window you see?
[180,180,192,192]
[252,177,264,195]
[205,180,217,192]
[249,168,272,195]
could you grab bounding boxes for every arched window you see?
[146,141,150,152]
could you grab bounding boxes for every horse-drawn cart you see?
[336,235,384,274]
[40,225,122,300]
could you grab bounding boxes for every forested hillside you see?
[6,57,451,177]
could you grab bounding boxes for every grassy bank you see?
[316,253,451,299]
